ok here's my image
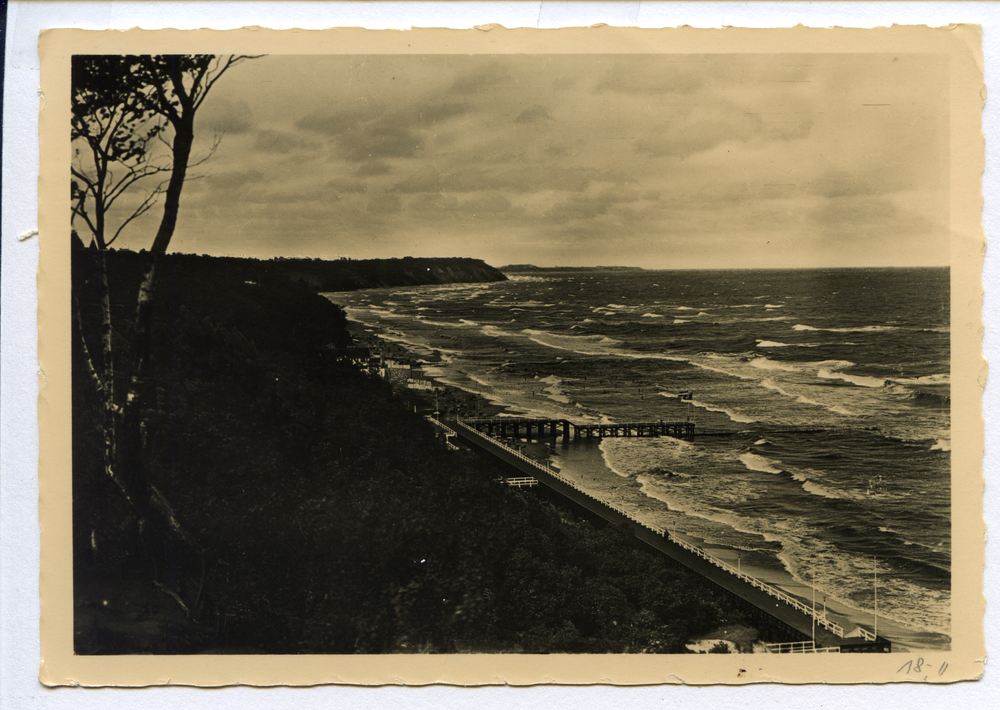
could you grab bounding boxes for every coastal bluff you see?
[500,264,644,273]
[72,247,751,655]
[273,255,507,291]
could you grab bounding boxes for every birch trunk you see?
[73,57,242,613]
[118,114,204,604]
[87,113,204,608]
[96,249,119,491]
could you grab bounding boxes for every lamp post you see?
[874,556,878,640]
[812,585,816,647]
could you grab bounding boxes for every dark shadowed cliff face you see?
[273,257,507,292]
[72,247,744,655]
[361,257,507,289]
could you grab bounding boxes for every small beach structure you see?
[330,345,372,367]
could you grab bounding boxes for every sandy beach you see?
[546,439,951,653]
[348,319,950,653]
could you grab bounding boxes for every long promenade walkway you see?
[451,417,890,653]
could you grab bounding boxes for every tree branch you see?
[195,55,263,110]
[107,182,168,247]
[72,198,99,241]
[104,162,171,211]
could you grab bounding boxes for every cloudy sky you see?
[107,52,949,269]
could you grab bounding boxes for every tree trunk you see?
[150,116,194,255]
[112,114,204,606]
[96,249,119,487]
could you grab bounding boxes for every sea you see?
[326,268,951,650]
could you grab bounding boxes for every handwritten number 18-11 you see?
[897,659,948,677]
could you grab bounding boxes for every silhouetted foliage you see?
[71,55,257,614]
[74,249,745,654]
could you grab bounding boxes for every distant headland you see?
[499,264,645,273]
[266,255,507,291]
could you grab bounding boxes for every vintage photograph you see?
[39,26,985,685]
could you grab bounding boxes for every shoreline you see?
[347,317,950,653]
[347,319,517,419]
[548,441,951,653]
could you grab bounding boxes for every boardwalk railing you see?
[506,477,539,488]
[847,626,878,642]
[455,417,849,639]
[666,534,846,638]
[765,641,841,654]
[455,418,665,532]
[426,416,461,451]
[426,416,458,437]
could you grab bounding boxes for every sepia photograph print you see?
[38,25,985,686]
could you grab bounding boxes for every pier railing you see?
[455,417,848,639]
[463,416,693,440]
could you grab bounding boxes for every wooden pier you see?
[573,421,694,439]
[466,417,570,440]
[695,426,832,437]
[464,417,694,441]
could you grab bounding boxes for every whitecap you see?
[801,480,850,500]
[817,369,887,388]
[420,319,466,328]
[521,328,623,355]
[760,379,824,408]
[794,323,899,334]
[738,452,783,474]
[682,397,758,423]
[600,446,632,479]
[539,374,573,404]
[749,357,796,372]
[894,373,950,386]
[520,328,687,364]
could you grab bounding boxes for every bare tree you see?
[72,54,257,612]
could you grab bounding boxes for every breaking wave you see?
[794,323,901,333]
[739,452,783,474]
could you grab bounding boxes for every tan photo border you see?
[37,24,986,686]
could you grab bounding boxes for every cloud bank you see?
[110,53,950,268]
